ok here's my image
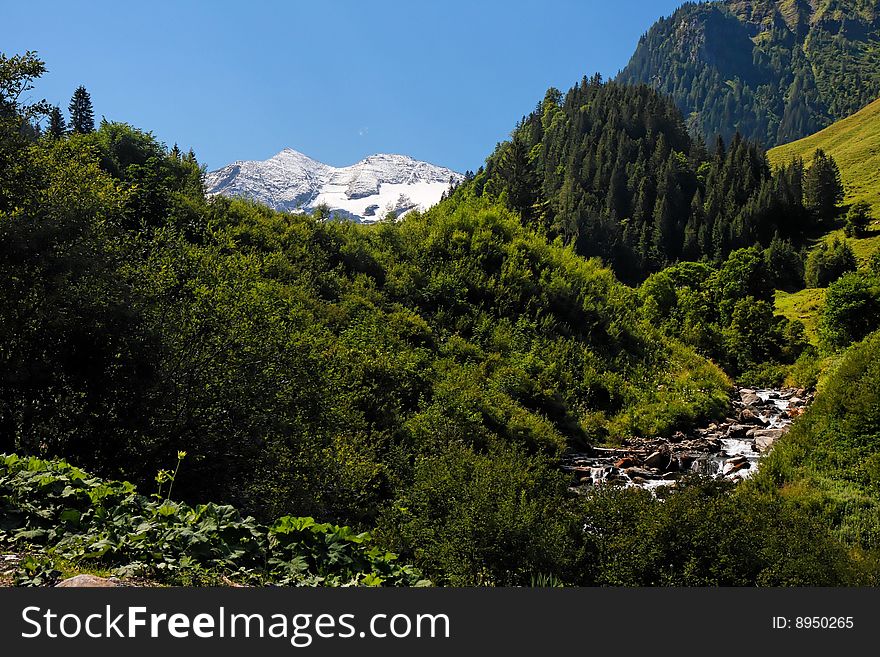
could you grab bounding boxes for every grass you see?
[816,226,880,268]
[769,97,880,330]
[769,97,880,217]
[775,287,827,345]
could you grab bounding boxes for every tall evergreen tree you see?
[498,133,537,223]
[803,148,844,224]
[68,85,94,134]
[47,105,66,138]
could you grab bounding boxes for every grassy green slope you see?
[749,331,880,565]
[775,287,826,344]
[769,98,880,338]
[769,96,880,226]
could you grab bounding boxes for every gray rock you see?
[741,391,762,407]
[56,574,121,588]
[754,429,786,452]
[644,450,670,469]
[723,460,751,476]
[727,424,750,438]
[739,408,767,424]
[704,438,723,453]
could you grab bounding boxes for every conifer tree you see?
[803,149,844,224]
[499,134,537,222]
[47,105,66,138]
[68,85,94,134]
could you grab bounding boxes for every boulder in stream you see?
[723,460,751,476]
[754,429,786,452]
[644,449,671,469]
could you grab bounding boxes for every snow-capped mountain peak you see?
[205,149,463,222]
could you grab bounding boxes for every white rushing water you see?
[565,387,809,492]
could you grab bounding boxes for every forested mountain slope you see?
[462,78,823,282]
[618,0,880,147]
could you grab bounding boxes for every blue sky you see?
[2,0,684,172]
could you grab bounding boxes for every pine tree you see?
[47,105,66,138]
[499,134,538,222]
[68,86,94,134]
[803,149,844,224]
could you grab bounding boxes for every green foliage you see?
[619,1,880,147]
[805,237,858,287]
[13,555,62,587]
[68,85,94,134]
[804,148,845,223]
[819,272,880,350]
[739,361,789,389]
[47,106,65,139]
[464,76,815,282]
[0,50,49,124]
[844,200,873,237]
[1,51,50,207]
[714,246,774,321]
[751,331,880,564]
[784,347,825,390]
[0,454,426,586]
[379,440,581,586]
[581,479,855,586]
[764,234,805,290]
[723,298,782,373]
[640,247,807,376]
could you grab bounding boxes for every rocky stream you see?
[565,387,813,492]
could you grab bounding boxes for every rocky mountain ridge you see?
[205,148,463,222]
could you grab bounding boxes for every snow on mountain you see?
[204,149,463,222]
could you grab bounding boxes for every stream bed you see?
[564,387,813,492]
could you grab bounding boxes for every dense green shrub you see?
[870,250,880,275]
[379,440,582,586]
[844,201,873,238]
[752,331,880,563]
[580,479,855,586]
[805,238,857,288]
[820,272,880,350]
[764,235,805,290]
[784,347,825,390]
[640,247,807,376]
